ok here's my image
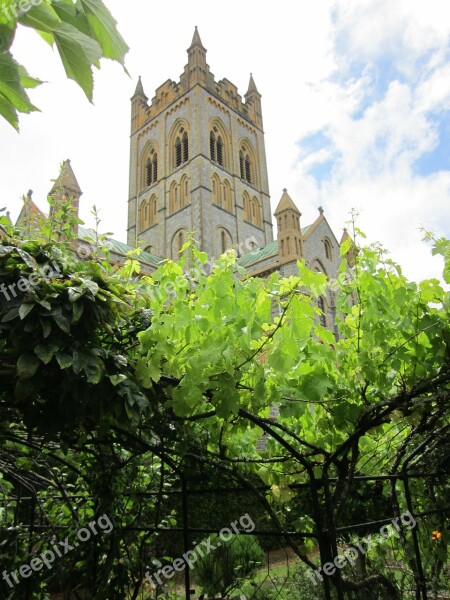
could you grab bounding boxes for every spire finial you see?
[132,76,147,99]
[246,72,259,95]
[190,26,205,49]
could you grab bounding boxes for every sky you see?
[1,0,450,282]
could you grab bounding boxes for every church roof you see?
[237,240,279,268]
[237,223,312,270]
[78,226,161,268]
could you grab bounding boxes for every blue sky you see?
[1,0,449,281]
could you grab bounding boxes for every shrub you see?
[194,534,265,597]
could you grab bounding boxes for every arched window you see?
[175,137,182,167]
[221,230,226,253]
[139,199,149,231]
[183,177,189,205]
[182,131,189,163]
[212,174,221,205]
[172,229,187,259]
[149,195,157,226]
[239,141,258,186]
[210,131,216,162]
[245,155,252,183]
[169,182,178,214]
[174,127,189,168]
[318,296,327,327]
[152,154,158,183]
[243,191,251,221]
[146,158,152,187]
[245,196,261,227]
[324,238,333,260]
[143,147,158,189]
[216,136,223,166]
[223,180,232,212]
[210,122,228,168]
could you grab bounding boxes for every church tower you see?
[127,27,273,259]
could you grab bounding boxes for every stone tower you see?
[127,27,273,259]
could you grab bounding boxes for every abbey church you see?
[16,28,349,331]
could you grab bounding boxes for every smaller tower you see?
[131,76,148,133]
[182,26,211,88]
[245,74,263,129]
[274,189,304,265]
[49,159,82,236]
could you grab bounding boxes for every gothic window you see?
[178,231,184,253]
[182,131,189,162]
[174,127,189,168]
[149,195,157,226]
[143,147,158,189]
[223,180,232,212]
[221,230,226,253]
[146,159,152,187]
[139,199,149,231]
[324,238,333,260]
[183,177,189,204]
[243,193,261,227]
[212,174,221,205]
[210,131,216,162]
[175,138,182,167]
[243,191,251,221]
[239,151,245,179]
[152,154,158,183]
[245,155,252,183]
[210,127,225,167]
[318,296,327,327]
[216,136,223,166]
[218,228,232,254]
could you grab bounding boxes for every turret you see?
[245,73,263,129]
[131,76,148,133]
[274,189,304,265]
[49,159,82,236]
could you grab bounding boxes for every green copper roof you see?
[237,225,312,269]
[78,227,162,268]
[237,239,279,268]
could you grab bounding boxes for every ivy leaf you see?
[53,22,103,102]
[17,352,40,379]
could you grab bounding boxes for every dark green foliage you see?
[194,534,265,597]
